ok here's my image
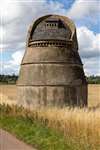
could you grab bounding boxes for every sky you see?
[0,0,100,76]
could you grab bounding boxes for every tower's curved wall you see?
[17,15,87,107]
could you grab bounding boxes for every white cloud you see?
[2,50,24,74]
[10,50,24,65]
[0,26,5,42]
[77,26,100,75]
[83,57,100,76]
[77,26,100,58]
[67,0,99,20]
[1,0,22,23]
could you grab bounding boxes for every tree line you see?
[0,74,100,84]
[0,74,18,84]
[86,75,100,84]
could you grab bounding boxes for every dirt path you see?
[0,129,36,150]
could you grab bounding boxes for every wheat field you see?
[0,84,100,149]
[0,84,100,107]
[1,104,100,149]
[0,85,17,105]
[88,84,100,107]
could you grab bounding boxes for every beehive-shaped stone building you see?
[17,15,87,107]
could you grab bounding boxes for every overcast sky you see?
[0,0,100,76]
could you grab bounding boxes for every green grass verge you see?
[0,115,77,150]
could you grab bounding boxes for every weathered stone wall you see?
[17,85,87,108]
[21,47,82,64]
[18,64,85,85]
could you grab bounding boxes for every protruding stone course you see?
[17,14,87,107]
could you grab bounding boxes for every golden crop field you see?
[0,85,17,105]
[0,84,100,107]
[0,84,100,149]
[88,84,100,107]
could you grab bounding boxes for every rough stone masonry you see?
[17,14,87,107]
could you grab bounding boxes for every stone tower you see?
[17,15,87,107]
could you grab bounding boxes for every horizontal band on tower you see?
[21,62,83,67]
[29,39,72,47]
[17,84,81,87]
